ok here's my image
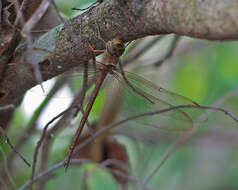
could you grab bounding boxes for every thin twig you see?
[29,106,76,190]
[154,35,181,67]
[101,159,129,173]
[29,75,99,189]
[0,105,15,112]
[139,132,190,189]
[21,0,50,36]
[0,145,17,190]
[124,36,163,66]
[13,0,44,92]
[49,0,65,23]
[14,0,27,26]
[48,77,96,136]
[34,135,51,190]
[109,168,155,190]
[0,126,30,167]
[140,86,238,187]
[19,159,92,190]
[1,76,67,176]
[20,103,238,190]
[19,158,154,190]
[34,76,96,190]
[74,104,238,155]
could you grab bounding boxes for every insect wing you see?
[110,71,205,131]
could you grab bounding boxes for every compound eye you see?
[115,43,125,56]
[107,38,125,57]
[116,43,123,48]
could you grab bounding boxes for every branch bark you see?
[0,0,238,107]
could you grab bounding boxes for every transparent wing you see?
[108,70,206,131]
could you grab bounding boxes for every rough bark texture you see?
[0,0,238,107]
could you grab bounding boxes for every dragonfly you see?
[26,23,204,170]
[56,33,205,169]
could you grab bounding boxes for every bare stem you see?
[154,35,181,67]
[0,126,30,167]
[74,104,238,155]
[19,158,154,190]
[29,106,76,190]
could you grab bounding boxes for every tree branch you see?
[1,0,238,106]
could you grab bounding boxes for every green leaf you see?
[83,164,120,190]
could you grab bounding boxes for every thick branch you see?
[0,0,238,106]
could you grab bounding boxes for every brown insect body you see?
[102,38,125,71]
[64,38,125,169]
[63,35,203,170]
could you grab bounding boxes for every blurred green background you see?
[1,1,238,190]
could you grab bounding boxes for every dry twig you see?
[0,126,30,167]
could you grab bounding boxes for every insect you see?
[62,32,204,169]
[63,37,127,169]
